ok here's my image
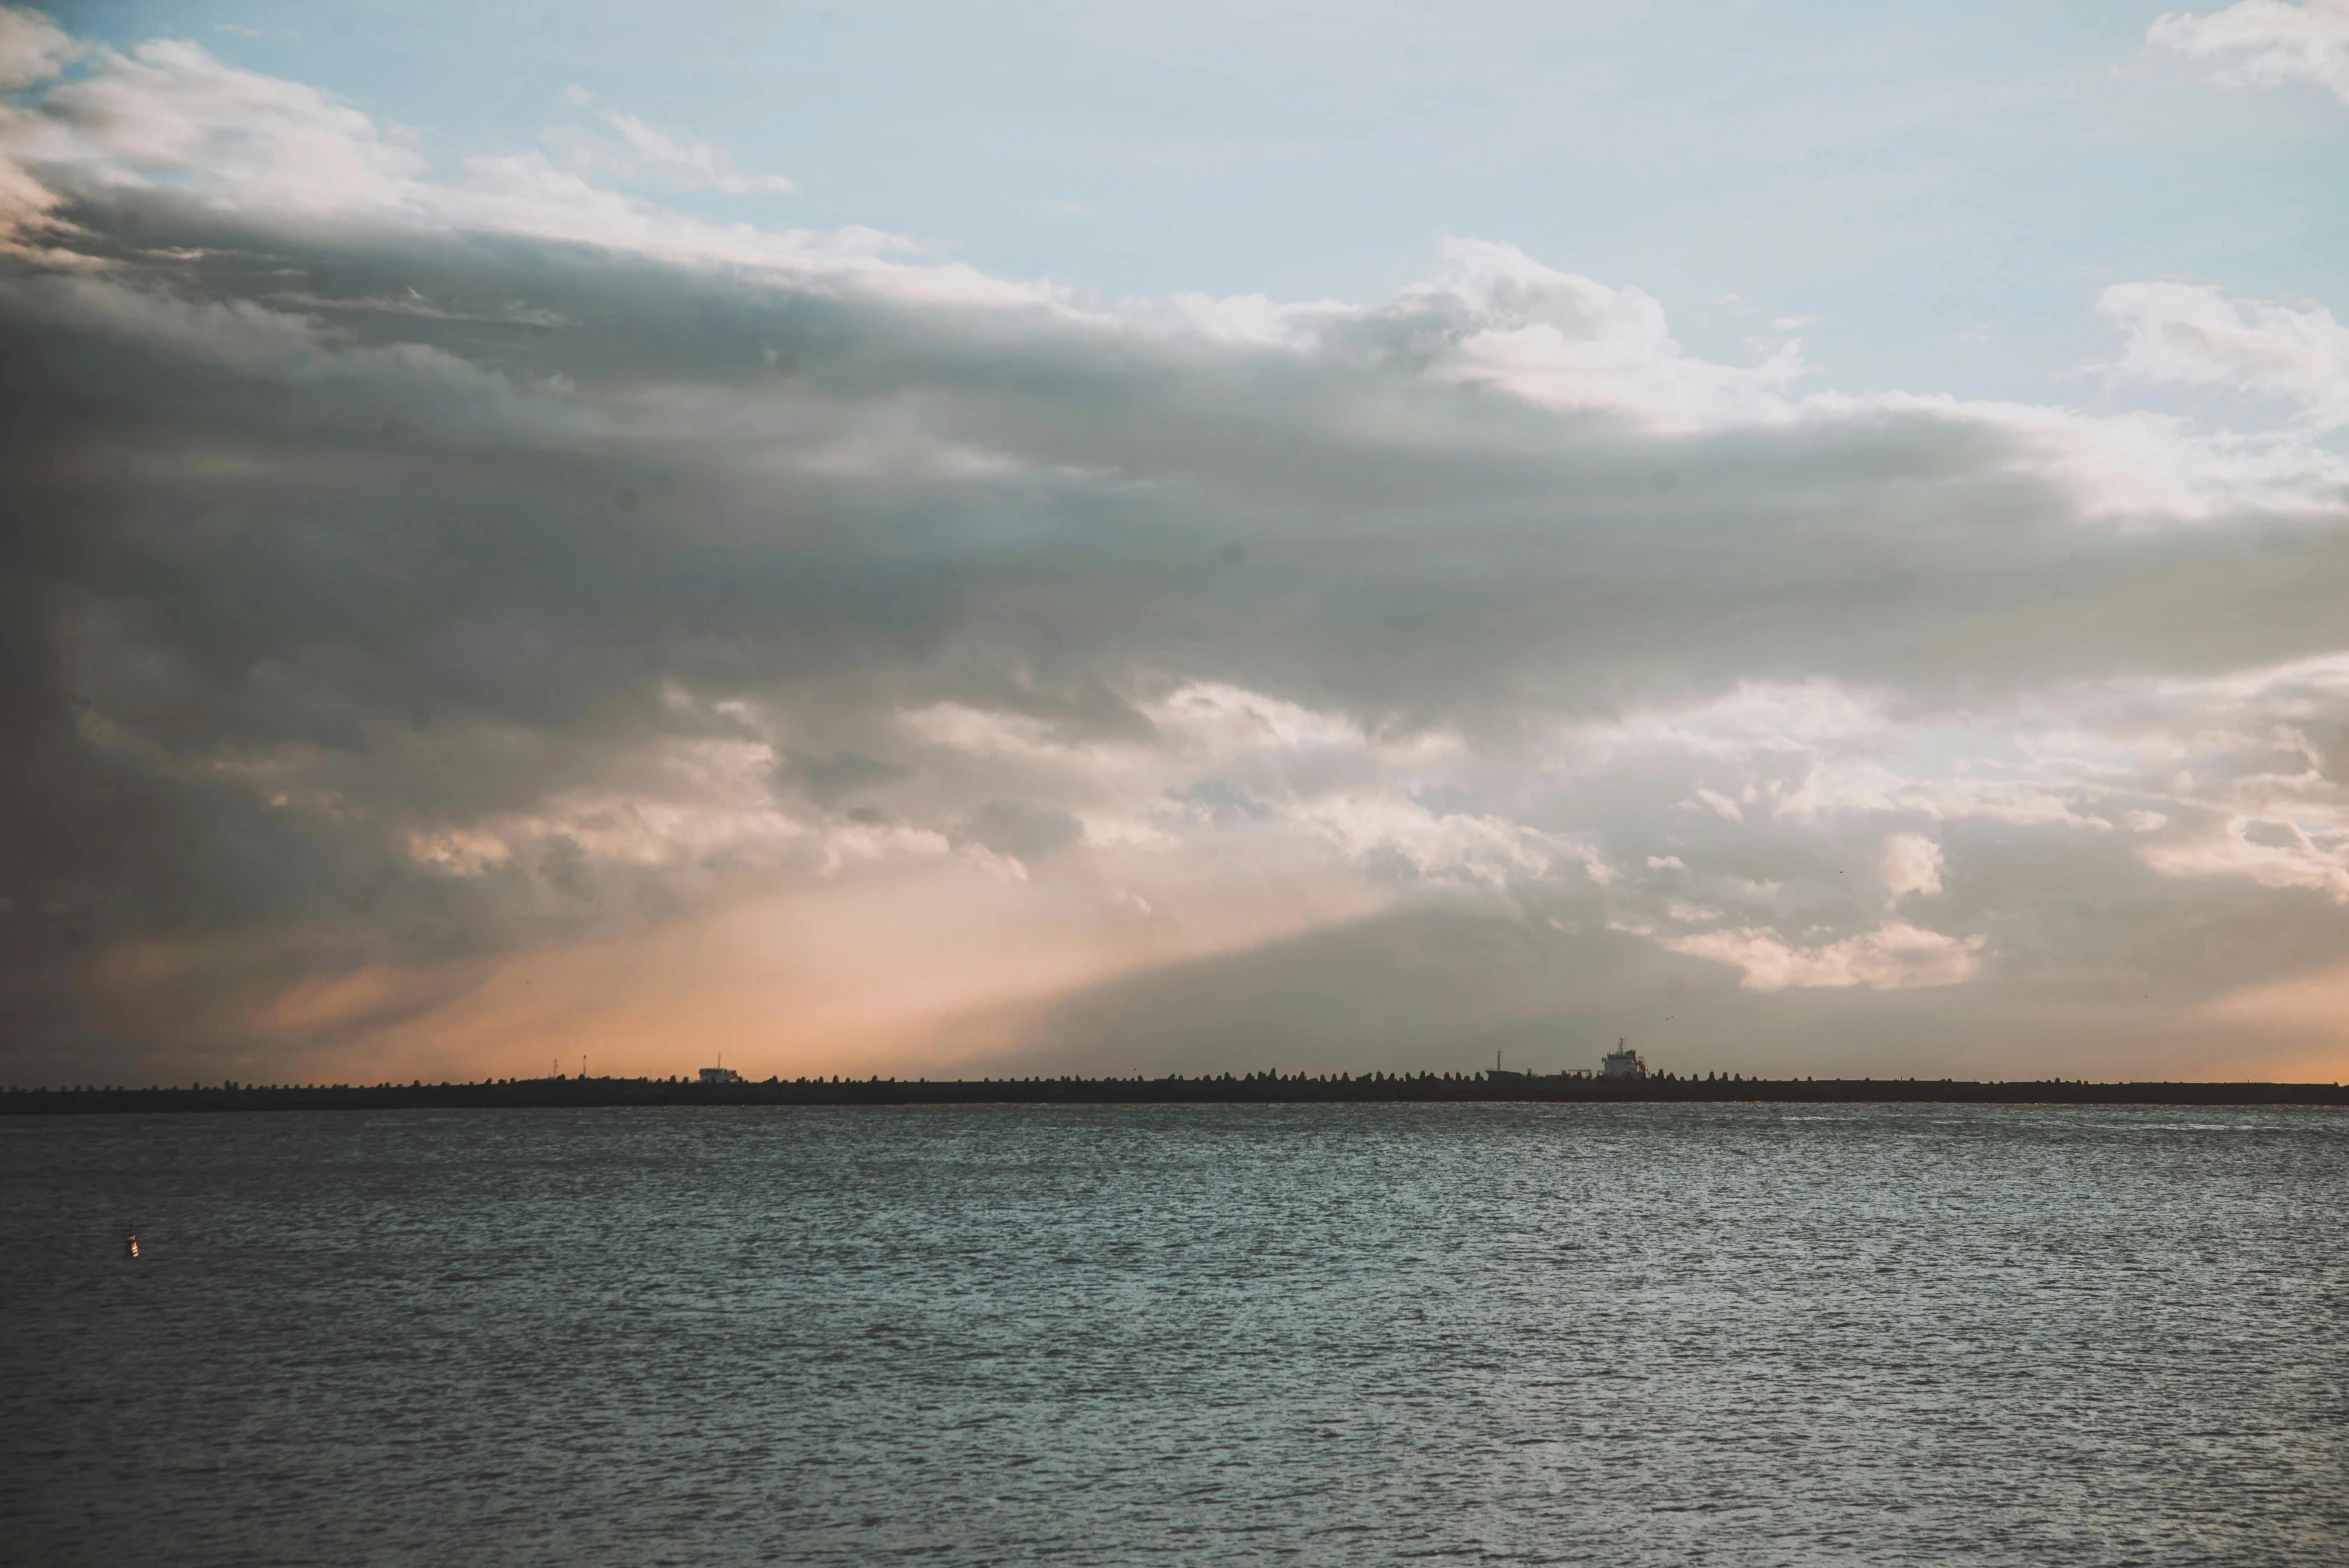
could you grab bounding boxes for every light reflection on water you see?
[3,1103,2344,1566]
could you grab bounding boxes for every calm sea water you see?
[2,1103,2343,1566]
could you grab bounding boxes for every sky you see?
[3,1,2349,1088]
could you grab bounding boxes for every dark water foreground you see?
[3,1105,2343,1567]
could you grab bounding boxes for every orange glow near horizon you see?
[228,846,1390,1088]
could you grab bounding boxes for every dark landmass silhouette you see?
[4,1072,2343,1113]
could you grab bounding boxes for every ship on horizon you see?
[1489,1040,1645,1083]
[1600,1040,1647,1080]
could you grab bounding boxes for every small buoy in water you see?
[124,1230,138,1259]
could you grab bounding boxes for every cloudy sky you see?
[4,0,2348,1088]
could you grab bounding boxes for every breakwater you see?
[4,1072,2344,1114]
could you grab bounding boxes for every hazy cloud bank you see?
[3,8,2347,1084]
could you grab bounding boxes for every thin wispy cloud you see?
[550,90,800,196]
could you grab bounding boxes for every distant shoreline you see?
[4,1074,2344,1114]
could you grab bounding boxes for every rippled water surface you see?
[3,1104,2344,1566]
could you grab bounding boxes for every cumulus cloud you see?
[2102,281,2349,428]
[1881,834,1944,899]
[0,3,70,89]
[2147,0,2349,104]
[1391,238,1811,431]
[1663,922,1985,993]
[28,36,428,212]
[2,9,2348,1084]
